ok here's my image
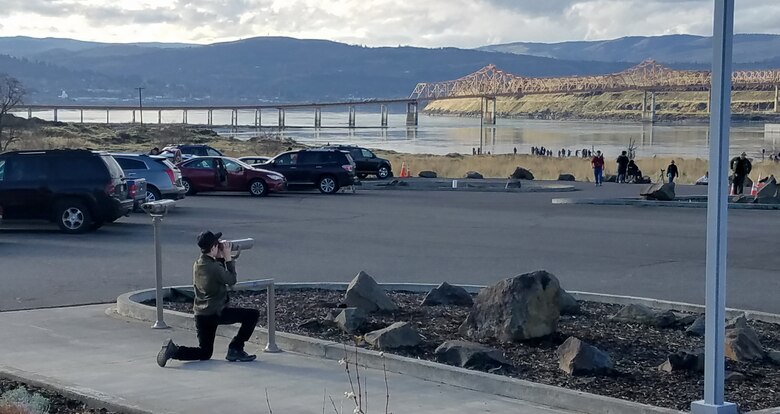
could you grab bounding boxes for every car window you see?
[185,159,216,169]
[154,158,177,170]
[349,149,363,159]
[361,149,375,158]
[53,156,108,180]
[101,155,125,179]
[297,152,324,164]
[116,158,147,170]
[206,148,222,157]
[223,159,242,173]
[0,159,5,181]
[5,156,49,182]
[273,153,296,166]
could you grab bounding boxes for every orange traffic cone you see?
[751,176,760,196]
[399,162,408,178]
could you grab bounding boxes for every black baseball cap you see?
[197,231,222,250]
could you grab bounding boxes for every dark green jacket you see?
[193,254,237,316]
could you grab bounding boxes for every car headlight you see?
[269,174,285,181]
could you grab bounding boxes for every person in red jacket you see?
[591,150,605,186]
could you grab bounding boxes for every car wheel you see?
[377,165,391,179]
[182,179,196,195]
[146,186,162,203]
[248,179,267,197]
[318,175,339,194]
[54,200,92,234]
[357,173,368,179]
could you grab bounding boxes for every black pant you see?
[174,307,260,361]
[733,175,745,195]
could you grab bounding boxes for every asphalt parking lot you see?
[2,184,779,313]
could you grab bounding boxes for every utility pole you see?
[136,87,145,125]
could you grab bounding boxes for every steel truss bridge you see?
[409,60,780,100]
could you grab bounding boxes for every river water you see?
[22,108,779,158]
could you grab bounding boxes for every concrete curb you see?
[117,281,777,414]
[552,197,780,210]
[0,366,156,414]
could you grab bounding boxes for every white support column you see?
[690,1,737,412]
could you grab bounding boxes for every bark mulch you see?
[156,288,780,412]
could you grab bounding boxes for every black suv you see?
[260,149,357,194]
[162,144,223,160]
[323,145,392,179]
[0,150,133,233]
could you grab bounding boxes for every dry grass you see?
[378,152,780,184]
[0,405,30,414]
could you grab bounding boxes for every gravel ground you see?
[157,289,780,412]
[0,378,116,414]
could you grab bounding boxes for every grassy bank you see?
[424,90,780,121]
[8,120,780,185]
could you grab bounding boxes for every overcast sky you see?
[0,0,778,47]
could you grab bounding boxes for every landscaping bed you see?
[156,288,780,412]
[0,378,116,414]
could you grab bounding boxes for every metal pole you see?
[264,283,280,352]
[691,1,736,413]
[136,87,144,125]
[151,215,168,329]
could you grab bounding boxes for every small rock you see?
[510,167,535,180]
[465,171,484,179]
[421,282,474,307]
[364,322,423,350]
[604,175,617,183]
[558,289,581,315]
[686,316,706,337]
[557,337,613,376]
[725,328,765,361]
[459,270,561,342]
[505,180,522,189]
[725,371,746,382]
[767,349,780,364]
[434,340,511,371]
[610,304,678,328]
[331,307,366,334]
[298,318,325,330]
[418,170,438,178]
[676,314,699,327]
[343,271,399,313]
[557,174,575,181]
[658,350,704,373]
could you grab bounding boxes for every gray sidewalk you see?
[0,305,579,414]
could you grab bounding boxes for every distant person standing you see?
[730,152,752,195]
[616,151,630,183]
[666,160,679,183]
[513,147,517,155]
[591,150,605,186]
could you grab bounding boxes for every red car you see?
[177,156,287,197]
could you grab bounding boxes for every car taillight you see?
[128,183,137,198]
[105,183,116,195]
[342,164,354,172]
[165,169,176,185]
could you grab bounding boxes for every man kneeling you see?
[157,231,259,367]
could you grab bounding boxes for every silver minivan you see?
[112,154,186,201]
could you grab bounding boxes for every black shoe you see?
[157,339,178,367]
[226,348,256,362]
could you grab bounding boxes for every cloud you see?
[0,0,778,47]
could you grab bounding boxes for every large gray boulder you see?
[557,173,575,182]
[421,282,474,307]
[641,182,676,201]
[418,170,438,178]
[434,340,511,371]
[658,350,705,373]
[465,171,484,179]
[459,270,561,342]
[343,271,398,313]
[768,349,780,364]
[724,315,765,361]
[557,337,613,376]
[364,322,423,350]
[610,304,678,328]
[756,175,780,203]
[558,289,581,315]
[511,167,535,180]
